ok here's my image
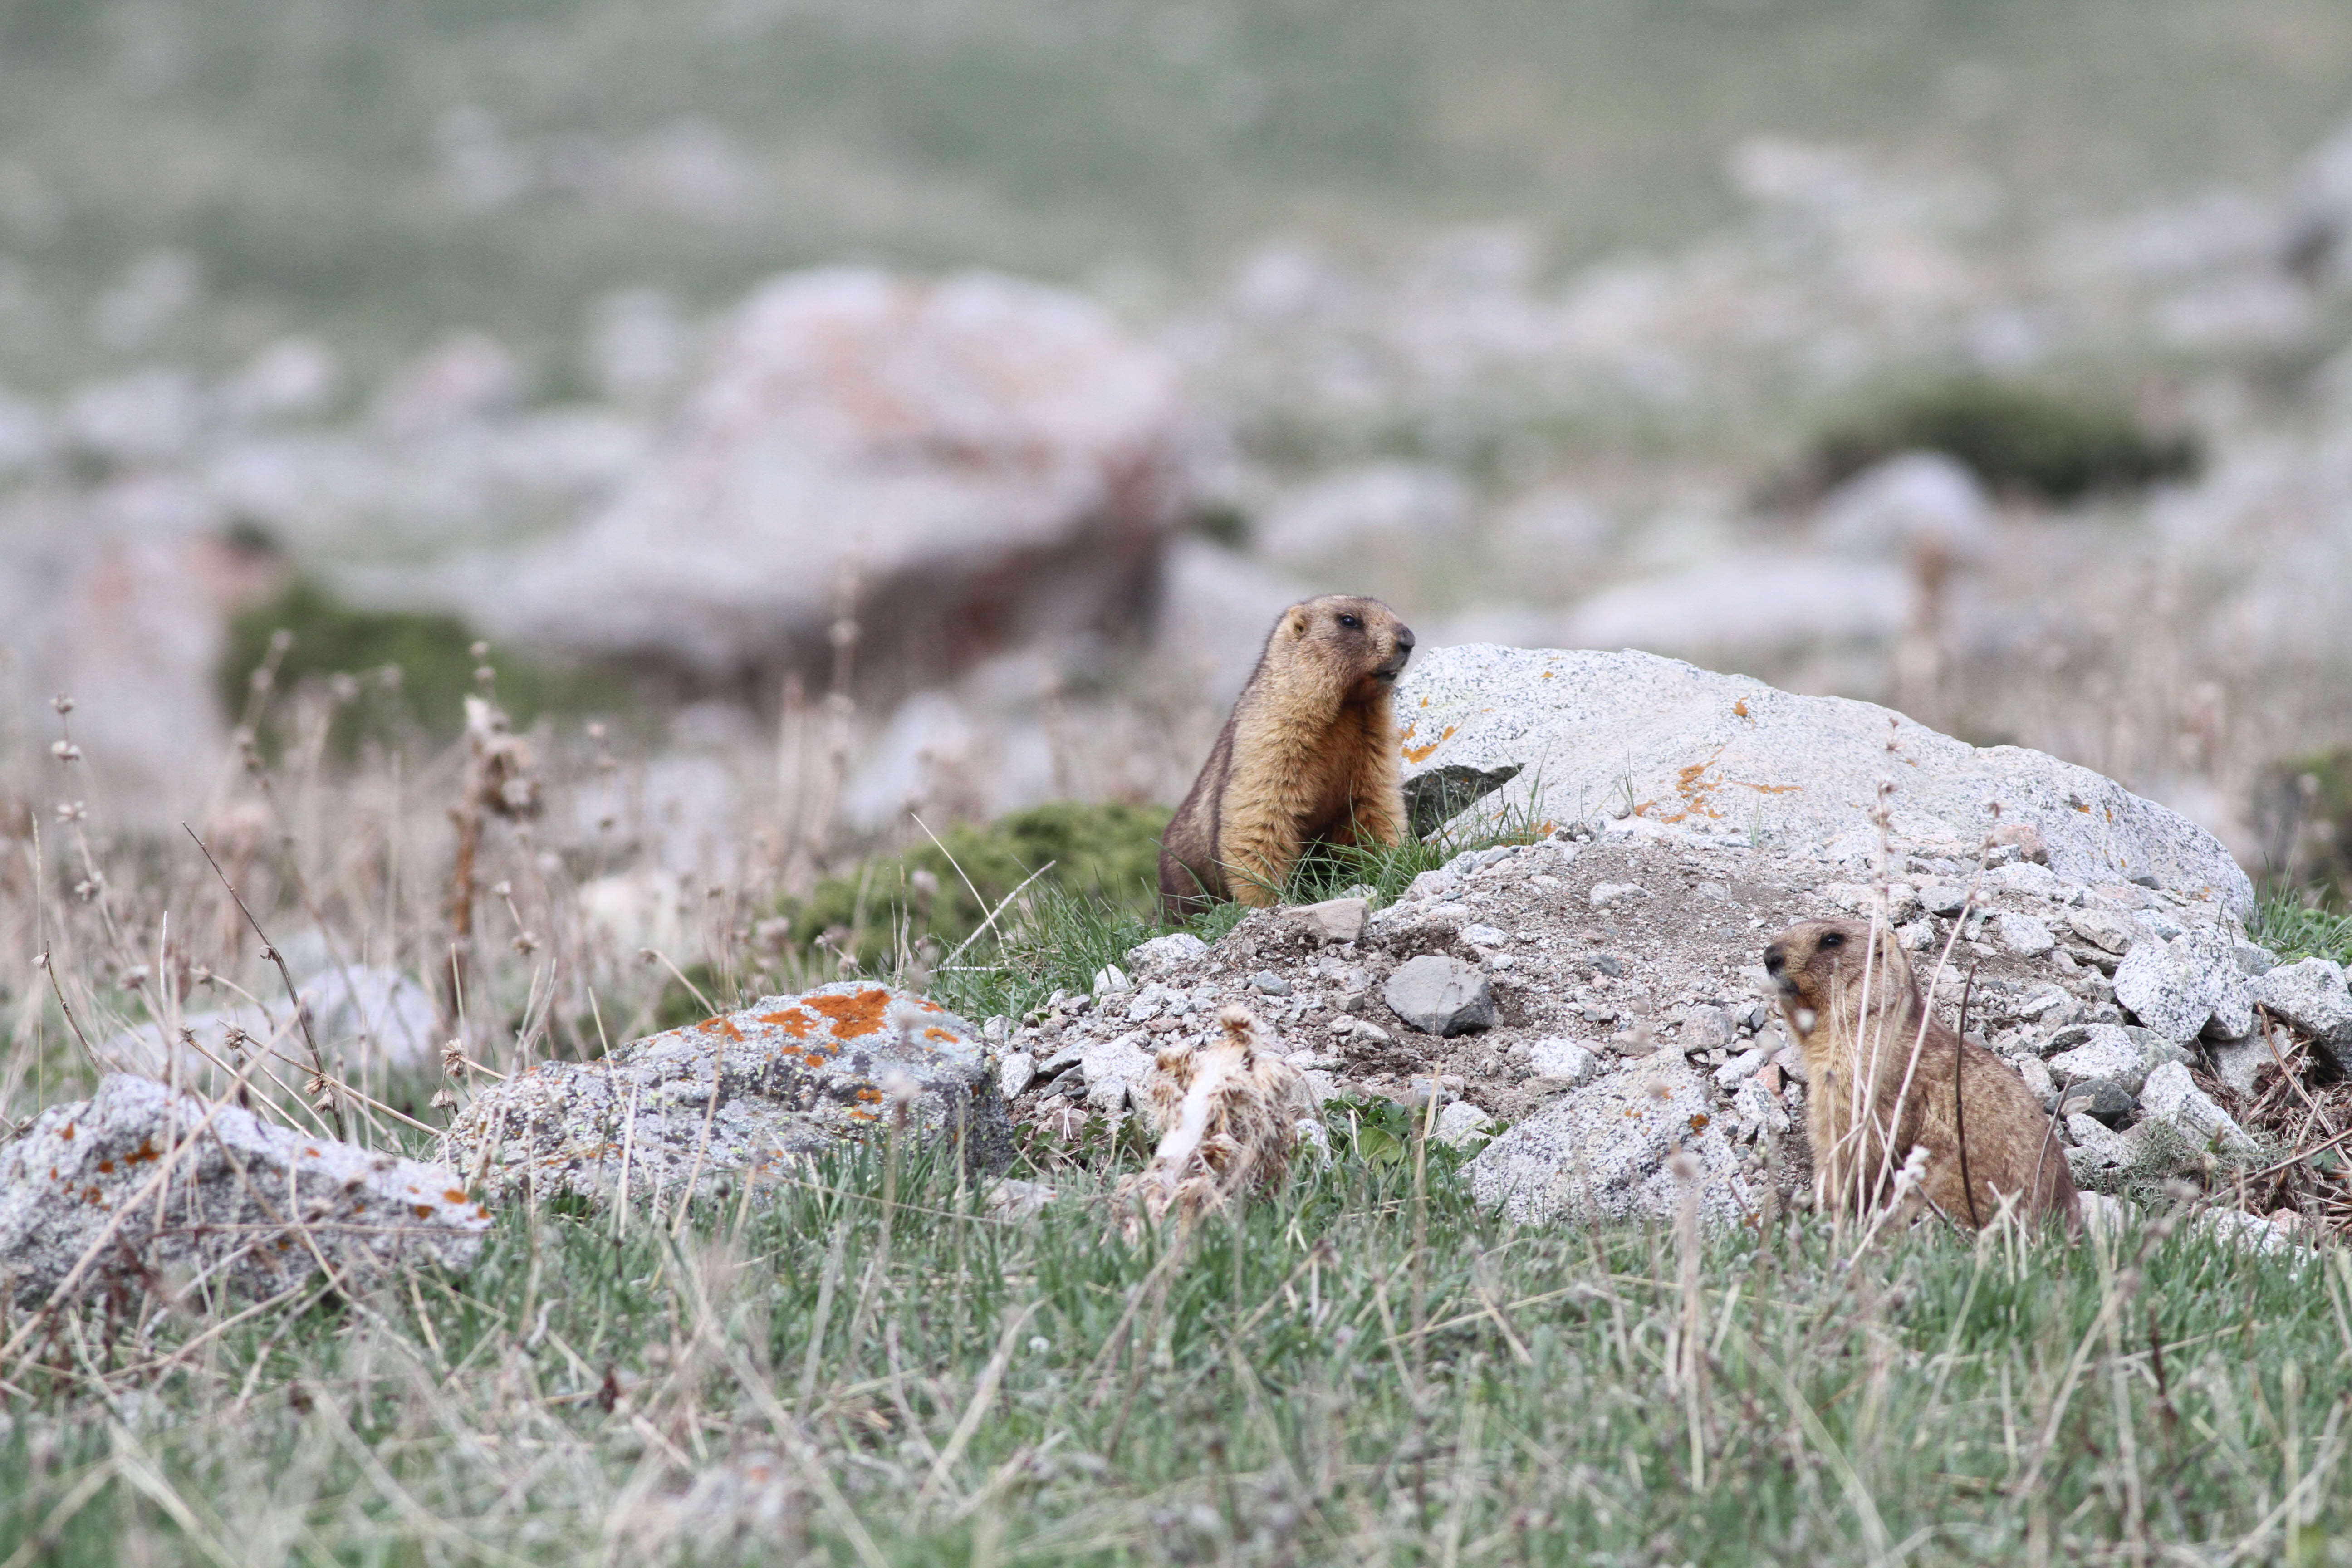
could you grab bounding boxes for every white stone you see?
[1467,1058,1754,1225]
[1589,882,1649,909]
[2047,1025,2156,1095]
[1294,897,1370,945]
[1812,451,1992,560]
[1528,1039,1600,1085]
[0,1075,490,1307]
[1434,1101,1495,1149]
[1392,647,2252,915]
[1919,883,1967,917]
[1995,913,2057,957]
[1714,1044,1770,1088]
[2111,938,2225,1045]
[2248,958,2352,1061]
[998,1052,1037,1099]
[1459,923,1511,948]
[2068,910,2137,955]
[2138,1061,2257,1155]
[1091,965,1133,997]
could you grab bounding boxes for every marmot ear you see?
[1285,608,1310,637]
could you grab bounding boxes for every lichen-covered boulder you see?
[441,983,1011,1200]
[0,1074,490,1307]
[1393,645,2254,916]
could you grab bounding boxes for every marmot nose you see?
[1395,627,1416,652]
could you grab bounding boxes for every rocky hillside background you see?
[4,1,2352,1026]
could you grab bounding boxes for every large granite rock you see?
[475,268,1194,681]
[0,1074,490,1307]
[1392,645,2254,916]
[441,983,1011,1200]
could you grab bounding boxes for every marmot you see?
[1764,919,2077,1230]
[1159,596,1415,919]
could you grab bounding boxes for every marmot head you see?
[1268,595,1415,707]
[1762,918,1914,1044]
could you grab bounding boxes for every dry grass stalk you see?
[1119,1005,1317,1226]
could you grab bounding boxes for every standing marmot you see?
[1764,919,2077,1230]
[1159,596,1415,919]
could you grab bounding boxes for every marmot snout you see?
[1159,595,1415,918]
[1766,918,2078,1231]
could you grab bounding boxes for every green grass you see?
[828,795,1547,1026]
[2,1132,2346,1566]
[2254,887,2352,969]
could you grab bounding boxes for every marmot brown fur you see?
[1764,918,2077,1230]
[1159,596,1415,919]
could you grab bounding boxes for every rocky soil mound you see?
[999,648,2329,1230]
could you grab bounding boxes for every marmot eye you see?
[1338,613,1361,628]
[1819,931,1845,949]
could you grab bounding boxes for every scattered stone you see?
[2014,1054,2056,1102]
[998,1052,1037,1100]
[1250,971,1293,997]
[1528,1039,1600,1085]
[2231,940,2280,977]
[2048,1024,2161,1094]
[1434,1102,1495,1148]
[1713,1044,1770,1088]
[2056,1078,2136,1128]
[442,984,1011,1200]
[2112,938,2225,1044]
[1404,869,1460,902]
[1589,882,1648,909]
[2068,910,2137,955]
[1459,923,1511,948]
[2205,1035,2270,1100]
[1919,883,1967,916]
[1,1075,490,1307]
[1382,956,1496,1037]
[1676,1004,1732,1053]
[1994,913,2057,958]
[1467,1058,1754,1225]
[1292,897,1370,945]
[1092,965,1133,997]
[2248,958,2352,1062]
[2137,1061,2257,1155]
[1079,1034,1155,1110]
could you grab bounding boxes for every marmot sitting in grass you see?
[1159,596,1415,919]
[1764,918,2078,1230]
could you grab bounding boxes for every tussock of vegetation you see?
[1810,377,2199,503]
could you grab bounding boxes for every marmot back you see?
[1764,918,2078,1230]
[1159,596,1415,919]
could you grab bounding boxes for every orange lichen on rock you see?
[806,990,891,1038]
[1399,723,1455,764]
[696,1016,747,1043]
[759,1008,817,1038]
[923,1026,956,1042]
[1632,746,1801,823]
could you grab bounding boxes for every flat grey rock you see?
[1434,1102,1495,1148]
[442,983,1010,1200]
[1,1074,490,1307]
[2248,957,2352,1062]
[1292,897,1370,945]
[1467,1057,1754,1225]
[1127,932,1209,973]
[1393,646,2252,915]
[1382,956,1496,1036]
